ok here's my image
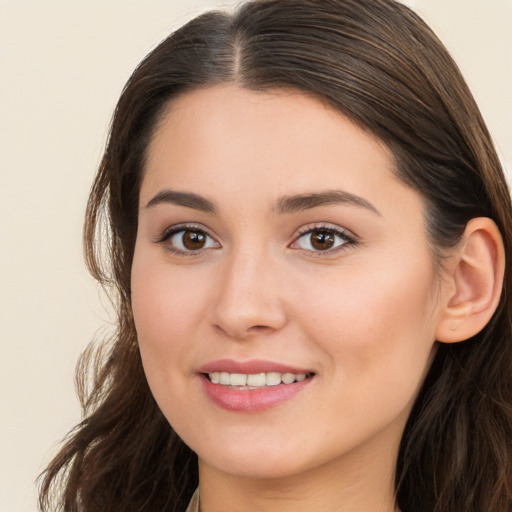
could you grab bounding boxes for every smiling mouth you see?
[205,371,314,389]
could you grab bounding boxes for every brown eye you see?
[182,230,207,250]
[166,228,219,253]
[293,227,353,253]
[310,230,335,250]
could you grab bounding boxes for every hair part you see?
[39,1,512,511]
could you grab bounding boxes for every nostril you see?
[247,325,274,334]
[213,322,276,340]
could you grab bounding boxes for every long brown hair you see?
[39,1,512,511]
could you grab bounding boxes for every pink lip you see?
[198,359,311,375]
[198,359,314,413]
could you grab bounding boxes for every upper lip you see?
[198,359,313,375]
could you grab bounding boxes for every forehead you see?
[141,84,418,217]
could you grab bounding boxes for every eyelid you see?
[154,223,220,255]
[154,222,202,243]
[289,223,357,254]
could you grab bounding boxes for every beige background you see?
[1,1,510,511]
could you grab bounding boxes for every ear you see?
[436,217,505,343]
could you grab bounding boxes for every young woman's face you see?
[132,85,445,482]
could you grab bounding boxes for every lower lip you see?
[201,375,313,413]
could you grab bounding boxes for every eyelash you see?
[290,223,357,256]
[155,223,219,257]
[155,223,357,257]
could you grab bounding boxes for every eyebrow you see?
[275,190,380,216]
[145,188,379,216]
[145,189,216,213]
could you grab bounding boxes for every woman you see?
[39,1,512,511]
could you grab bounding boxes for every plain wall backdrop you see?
[1,1,510,511]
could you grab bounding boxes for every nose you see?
[211,247,288,340]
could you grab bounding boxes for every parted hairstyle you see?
[39,1,512,511]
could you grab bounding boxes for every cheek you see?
[130,252,207,392]
[294,263,438,448]
[295,255,438,381]
[132,254,208,340]
[131,257,208,425]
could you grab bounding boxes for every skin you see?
[131,85,454,512]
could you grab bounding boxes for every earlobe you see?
[436,218,505,343]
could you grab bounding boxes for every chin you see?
[195,437,323,480]
[202,456,308,480]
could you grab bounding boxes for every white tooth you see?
[210,372,220,384]
[266,372,282,386]
[247,373,266,387]
[229,373,247,386]
[295,373,306,382]
[220,372,230,385]
[281,373,295,384]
